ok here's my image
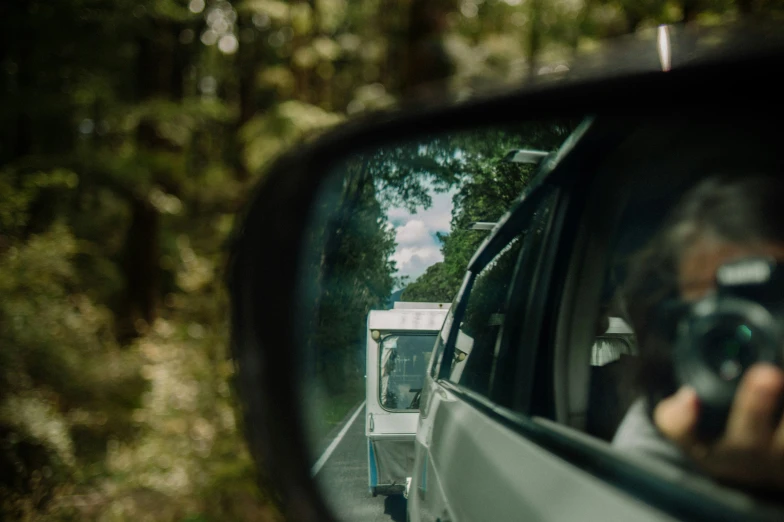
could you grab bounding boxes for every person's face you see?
[677,236,784,301]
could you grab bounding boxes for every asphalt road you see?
[313,403,407,522]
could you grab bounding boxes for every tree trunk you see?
[682,0,700,22]
[402,0,456,99]
[527,0,542,79]
[118,20,184,340]
[8,0,32,161]
[119,196,160,340]
[291,0,312,104]
[736,0,753,15]
[234,11,258,181]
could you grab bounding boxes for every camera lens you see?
[700,320,759,382]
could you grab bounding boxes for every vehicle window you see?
[590,315,638,367]
[494,191,558,410]
[446,233,524,397]
[379,333,437,410]
[585,317,639,440]
[590,336,635,367]
[430,298,457,379]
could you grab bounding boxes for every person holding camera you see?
[613,174,784,493]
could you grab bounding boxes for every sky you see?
[387,189,456,284]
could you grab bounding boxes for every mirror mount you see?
[502,149,550,165]
[470,222,497,231]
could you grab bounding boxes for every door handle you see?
[369,413,374,432]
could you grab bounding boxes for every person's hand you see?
[654,363,784,491]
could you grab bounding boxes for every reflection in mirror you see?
[380,334,437,411]
[298,118,581,521]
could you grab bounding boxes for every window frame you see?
[443,232,527,394]
[433,116,600,401]
[431,273,472,380]
[376,331,440,412]
[498,187,561,412]
[434,225,528,385]
[433,181,561,400]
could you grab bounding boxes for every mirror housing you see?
[227,33,784,520]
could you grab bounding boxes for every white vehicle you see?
[365,302,449,497]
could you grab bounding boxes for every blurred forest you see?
[0,0,776,520]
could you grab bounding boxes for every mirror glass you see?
[298,117,582,520]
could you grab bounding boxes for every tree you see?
[312,158,399,393]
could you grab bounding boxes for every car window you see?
[429,296,458,379]
[494,190,558,411]
[378,333,437,410]
[445,233,525,397]
[585,319,639,440]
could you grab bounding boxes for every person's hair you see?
[622,173,784,409]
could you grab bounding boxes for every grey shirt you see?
[612,397,698,472]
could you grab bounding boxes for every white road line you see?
[311,400,366,477]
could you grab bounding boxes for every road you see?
[313,403,407,522]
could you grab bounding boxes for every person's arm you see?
[613,397,696,470]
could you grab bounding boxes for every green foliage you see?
[313,162,398,394]
[461,237,523,339]
[0,170,79,232]
[240,100,344,174]
[0,218,147,514]
[402,121,577,303]
[401,262,457,303]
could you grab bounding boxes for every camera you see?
[671,256,784,441]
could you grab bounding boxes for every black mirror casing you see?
[227,36,784,521]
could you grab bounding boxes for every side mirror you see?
[227,44,782,521]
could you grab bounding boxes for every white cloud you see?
[392,246,443,280]
[388,190,454,233]
[392,220,443,280]
[392,245,442,266]
[387,185,455,281]
[388,189,456,282]
[420,191,454,231]
[387,207,409,221]
[395,220,431,247]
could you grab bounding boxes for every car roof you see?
[367,309,449,331]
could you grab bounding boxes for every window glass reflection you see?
[379,334,437,410]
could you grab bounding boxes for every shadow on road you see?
[383,495,407,522]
